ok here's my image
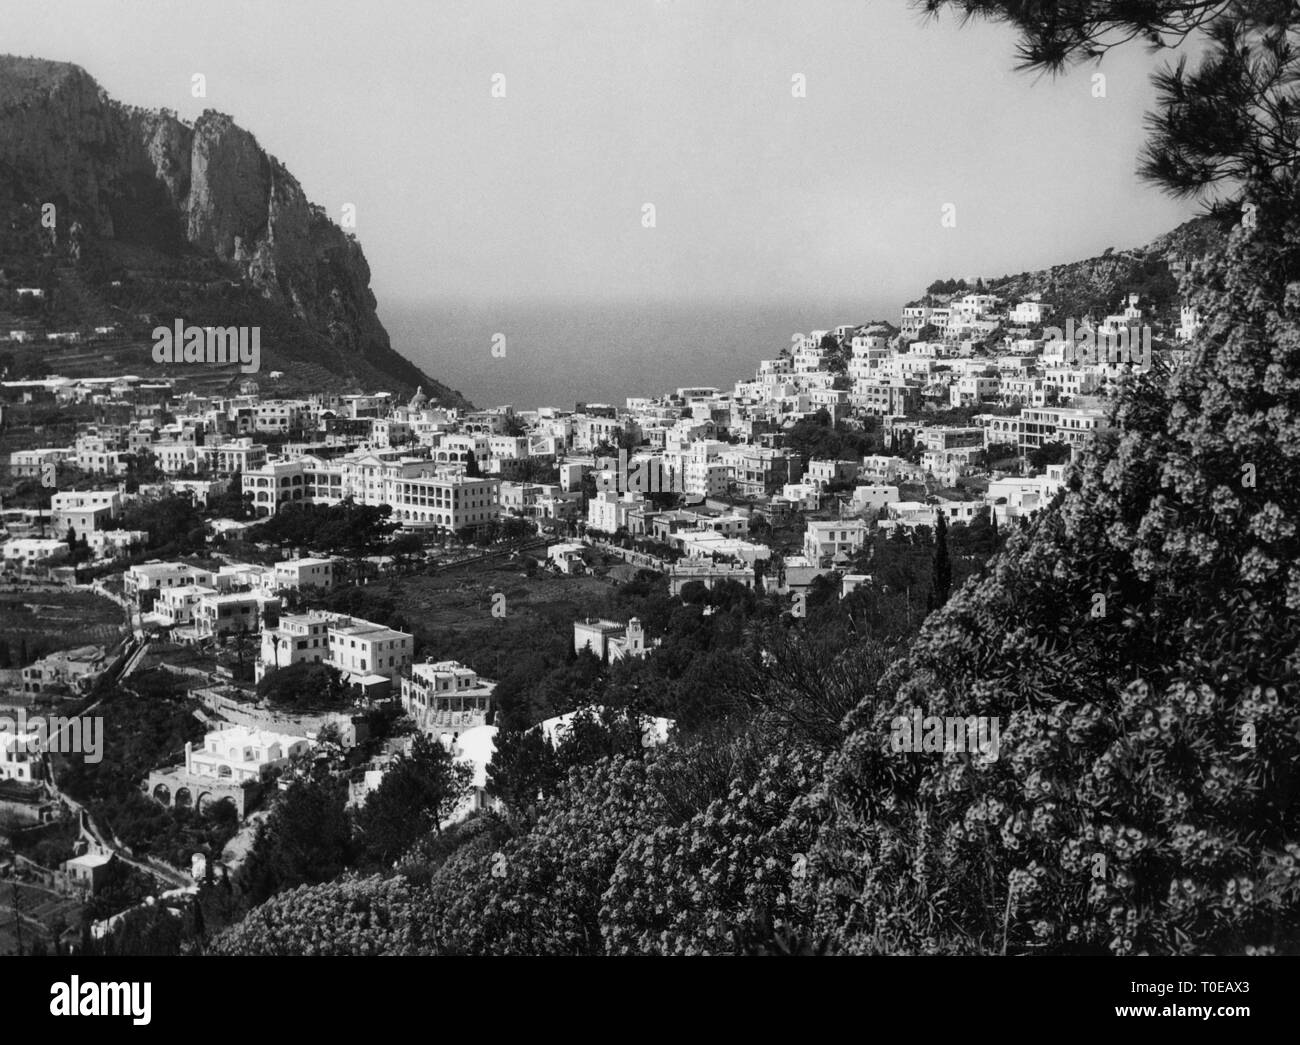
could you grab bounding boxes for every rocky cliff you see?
[0,55,469,405]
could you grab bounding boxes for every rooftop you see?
[333,623,410,642]
[204,725,310,749]
[66,852,114,869]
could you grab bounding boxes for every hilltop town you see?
[0,268,1203,950]
[1,0,1295,975]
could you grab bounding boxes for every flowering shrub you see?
[420,756,665,955]
[208,216,1300,956]
[209,875,425,956]
[806,220,1300,955]
[601,747,825,954]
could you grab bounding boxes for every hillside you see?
[0,55,470,406]
[912,217,1229,323]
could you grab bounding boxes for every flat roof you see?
[333,623,410,641]
[67,852,113,868]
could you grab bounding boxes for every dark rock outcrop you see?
[0,54,468,405]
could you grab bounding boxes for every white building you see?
[330,618,414,682]
[243,458,309,517]
[0,731,43,782]
[901,306,933,336]
[861,455,906,482]
[986,465,1067,525]
[445,724,500,818]
[880,501,937,533]
[803,520,868,564]
[782,482,821,511]
[195,591,279,639]
[1009,301,1054,326]
[402,660,497,732]
[50,489,121,523]
[87,529,148,560]
[573,617,657,662]
[932,499,986,525]
[547,542,586,574]
[207,439,268,475]
[683,455,729,499]
[125,561,214,601]
[387,473,501,533]
[850,483,900,515]
[185,726,312,785]
[1,539,68,571]
[1177,305,1202,341]
[273,557,334,591]
[587,490,645,535]
[1017,406,1109,453]
[151,583,215,629]
[950,375,1001,407]
[954,293,999,320]
[152,439,201,476]
[257,610,414,686]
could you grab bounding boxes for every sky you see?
[3,0,1202,320]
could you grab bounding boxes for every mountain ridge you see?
[0,54,471,407]
[909,217,1227,323]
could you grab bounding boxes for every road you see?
[38,635,193,892]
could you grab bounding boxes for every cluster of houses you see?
[1,282,1179,695]
[140,619,665,822]
[123,555,334,641]
[3,289,1176,568]
[135,605,668,822]
[0,289,1189,609]
[1,286,1187,830]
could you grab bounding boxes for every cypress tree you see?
[931,510,952,608]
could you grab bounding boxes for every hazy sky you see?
[6,0,1200,314]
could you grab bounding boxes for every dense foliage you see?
[237,777,353,907]
[602,745,826,955]
[208,875,426,956]
[110,495,207,554]
[249,497,397,554]
[801,206,1300,954]
[53,670,237,867]
[132,0,1300,957]
[354,734,473,865]
[420,758,663,955]
[254,661,349,709]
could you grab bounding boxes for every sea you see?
[383,296,896,411]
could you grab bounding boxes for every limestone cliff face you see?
[0,54,466,403]
[185,113,271,258]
